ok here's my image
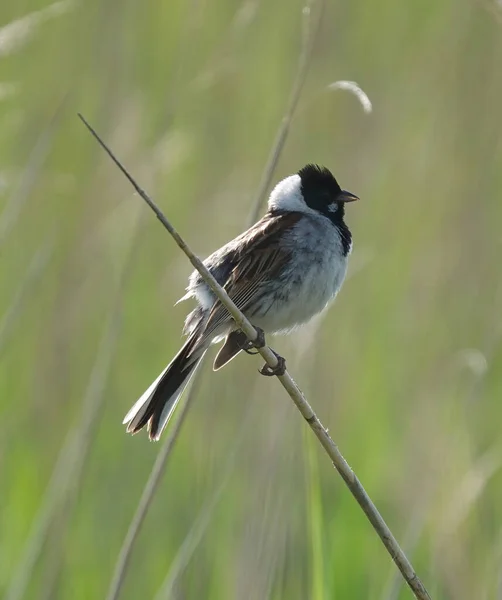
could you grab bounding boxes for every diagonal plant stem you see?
[6,307,119,600]
[0,94,68,246]
[105,367,203,600]
[0,242,53,355]
[4,216,142,600]
[152,403,255,600]
[247,0,326,224]
[106,94,276,598]
[152,475,228,600]
[78,113,432,600]
[105,54,295,591]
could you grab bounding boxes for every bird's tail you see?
[123,332,208,441]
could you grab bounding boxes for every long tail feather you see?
[123,333,208,440]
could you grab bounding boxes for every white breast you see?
[252,214,349,334]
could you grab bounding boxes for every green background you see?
[1,0,502,598]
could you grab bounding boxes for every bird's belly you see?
[251,254,348,334]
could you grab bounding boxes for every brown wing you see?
[197,211,302,344]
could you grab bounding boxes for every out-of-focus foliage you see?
[1,0,502,598]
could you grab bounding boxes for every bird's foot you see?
[239,327,266,355]
[259,351,286,377]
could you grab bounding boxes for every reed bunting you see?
[124,164,358,440]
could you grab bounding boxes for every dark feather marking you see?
[130,331,199,434]
[213,330,247,370]
[336,220,352,256]
[297,164,353,256]
[195,211,302,344]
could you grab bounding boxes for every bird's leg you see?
[259,350,286,377]
[237,328,286,375]
[238,327,266,355]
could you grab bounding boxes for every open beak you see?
[338,189,359,203]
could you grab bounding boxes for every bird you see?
[123,164,358,440]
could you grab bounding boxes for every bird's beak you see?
[338,189,359,203]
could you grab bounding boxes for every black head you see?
[298,164,358,222]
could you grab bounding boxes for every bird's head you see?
[268,164,358,220]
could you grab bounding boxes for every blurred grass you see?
[1,0,502,599]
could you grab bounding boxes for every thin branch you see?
[78,114,432,600]
[247,0,326,224]
[78,114,268,356]
[105,45,295,589]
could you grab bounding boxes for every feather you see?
[213,330,248,370]
[192,211,302,349]
[123,328,208,440]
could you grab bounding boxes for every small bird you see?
[124,164,358,440]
